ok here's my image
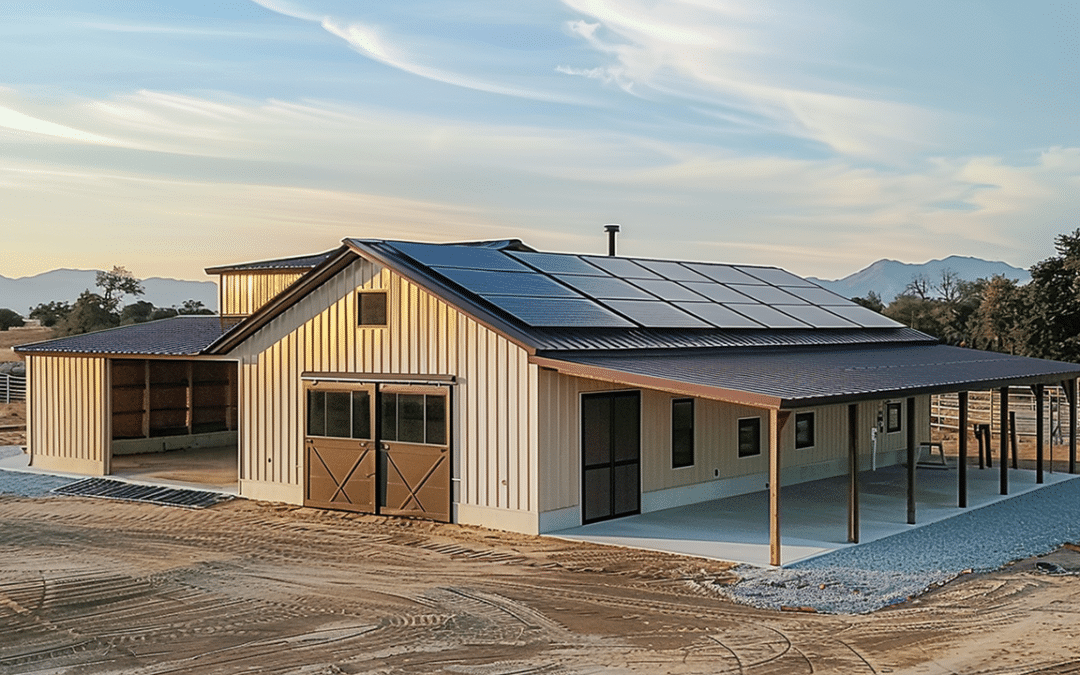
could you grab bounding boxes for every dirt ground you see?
[1,495,1079,674]
[0,326,52,362]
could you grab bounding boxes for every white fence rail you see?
[0,373,25,403]
[932,387,1073,443]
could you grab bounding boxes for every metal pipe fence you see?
[0,373,25,403]
[932,387,1072,443]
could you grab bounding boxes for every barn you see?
[17,237,1080,565]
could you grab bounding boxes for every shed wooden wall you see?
[219,270,305,318]
[537,369,930,522]
[25,355,110,475]
[229,256,540,531]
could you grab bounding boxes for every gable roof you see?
[204,250,338,275]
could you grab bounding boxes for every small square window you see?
[738,417,761,457]
[795,411,814,449]
[671,398,694,468]
[358,291,387,326]
[886,402,902,433]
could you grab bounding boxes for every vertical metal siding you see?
[26,355,108,473]
[219,271,306,317]
[537,371,933,512]
[230,258,536,513]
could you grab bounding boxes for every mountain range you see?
[0,255,1031,317]
[807,256,1030,303]
[0,269,217,315]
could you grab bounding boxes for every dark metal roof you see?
[533,344,1080,409]
[204,250,337,274]
[525,326,934,351]
[15,316,232,357]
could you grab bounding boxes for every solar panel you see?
[391,241,532,272]
[736,266,815,287]
[634,259,711,282]
[432,267,580,297]
[603,300,711,328]
[720,303,812,328]
[780,285,853,305]
[556,274,656,300]
[821,304,905,328]
[581,256,662,279]
[725,284,808,305]
[674,302,768,328]
[509,251,607,276]
[684,263,764,285]
[680,282,760,304]
[772,305,859,328]
[482,295,635,327]
[629,278,709,302]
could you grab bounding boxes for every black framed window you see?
[738,417,761,457]
[886,401,902,433]
[795,411,815,449]
[671,398,694,468]
[358,291,387,326]
[380,392,447,445]
[306,389,372,440]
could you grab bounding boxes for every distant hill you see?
[807,256,1030,303]
[0,269,217,316]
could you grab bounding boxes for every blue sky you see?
[1,1,1077,281]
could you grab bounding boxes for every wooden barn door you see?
[581,391,641,524]
[304,383,377,512]
[378,386,451,523]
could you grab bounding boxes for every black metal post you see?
[907,397,916,525]
[1000,387,1009,495]
[1035,384,1044,484]
[958,391,968,507]
[848,403,859,543]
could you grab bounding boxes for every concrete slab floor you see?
[0,444,238,495]
[550,462,1080,568]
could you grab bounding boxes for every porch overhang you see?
[531,343,1080,410]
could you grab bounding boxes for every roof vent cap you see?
[604,223,620,256]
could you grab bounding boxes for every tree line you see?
[855,230,1080,363]
[0,266,211,335]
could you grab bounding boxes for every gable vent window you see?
[358,291,388,326]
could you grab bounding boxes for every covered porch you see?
[552,462,1080,566]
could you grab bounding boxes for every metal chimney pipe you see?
[604,223,620,256]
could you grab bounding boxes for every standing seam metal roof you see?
[14,316,232,356]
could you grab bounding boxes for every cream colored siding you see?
[230,257,537,515]
[219,271,305,317]
[26,355,109,475]
[537,370,933,515]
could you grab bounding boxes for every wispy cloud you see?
[0,104,119,145]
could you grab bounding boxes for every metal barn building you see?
[17,238,1080,565]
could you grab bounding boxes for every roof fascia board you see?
[529,355,784,410]
[204,245,356,355]
[346,239,539,355]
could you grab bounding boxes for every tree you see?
[29,301,72,327]
[0,308,24,331]
[55,291,118,336]
[852,291,885,313]
[176,299,213,315]
[119,301,157,325]
[905,274,934,301]
[1023,229,1080,361]
[967,276,1025,354]
[96,266,144,316]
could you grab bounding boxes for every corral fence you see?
[932,387,1073,444]
[1,373,25,403]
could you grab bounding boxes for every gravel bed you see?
[0,446,77,498]
[718,477,1080,614]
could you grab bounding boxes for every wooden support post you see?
[769,408,782,566]
[1070,378,1078,474]
[142,359,151,439]
[848,404,859,543]
[1010,411,1018,470]
[906,397,916,525]
[1000,386,1009,495]
[1035,384,1044,484]
[958,391,968,507]
[186,361,194,436]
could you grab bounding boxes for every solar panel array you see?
[388,241,902,330]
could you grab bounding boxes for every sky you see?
[1,1,1077,282]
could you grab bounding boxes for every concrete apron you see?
[549,463,1080,567]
